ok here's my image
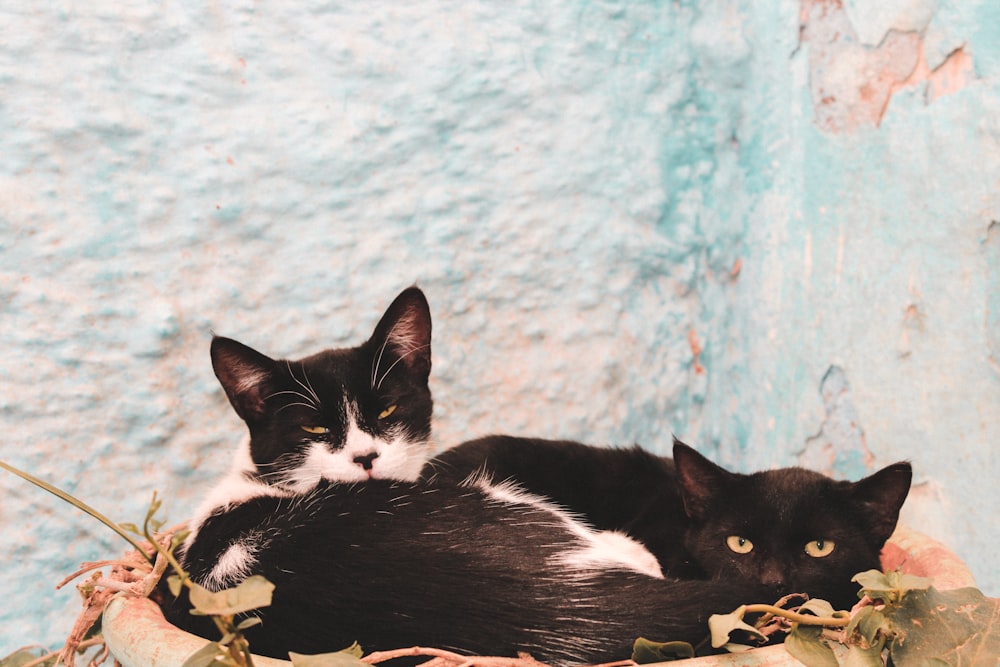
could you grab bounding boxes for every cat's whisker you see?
[371,335,392,390]
[287,361,322,406]
[264,390,319,409]
[300,366,321,405]
[274,402,320,415]
[376,343,430,390]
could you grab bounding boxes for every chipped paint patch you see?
[800,366,875,478]
[800,0,976,132]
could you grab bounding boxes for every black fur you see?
[422,436,912,611]
[165,479,775,664]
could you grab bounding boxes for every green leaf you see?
[842,642,884,667]
[852,569,892,592]
[887,586,1000,665]
[189,576,275,616]
[630,638,694,663]
[0,649,54,667]
[171,530,192,549]
[798,598,838,618]
[708,606,766,649]
[181,641,232,667]
[853,569,932,604]
[338,642,363,658]
[784,625,839,667]
[119,522,141,534]
[288,644,367,667]
[236,617,263,631]
[168,574,184,598]
[846,605,889,646]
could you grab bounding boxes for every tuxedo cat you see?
[185,286,433,553]
[167,288,755,663]
[167,476,776,664]
[422,436,912,611]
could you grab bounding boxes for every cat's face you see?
[673,440,911,610]
[211,287,433,489]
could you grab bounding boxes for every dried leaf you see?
[630,637,694,663]
[189,576,274,616]
[888,586,1000,665]
[784,625,839,667]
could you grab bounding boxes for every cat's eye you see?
[378,405,397,420]
[804,539,835,558]
[300,425,330,435]
[726,535,754,554]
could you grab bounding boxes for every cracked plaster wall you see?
[1,0,998,654]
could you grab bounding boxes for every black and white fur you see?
[167,476,775,664]
[422,435,912,611]
[185,287,434,553]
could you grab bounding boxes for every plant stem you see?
[0,459,153,565]
[743,604,851,627]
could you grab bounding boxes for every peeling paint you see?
[800,0,976,131]
[800,366,875,479]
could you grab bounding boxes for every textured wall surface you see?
[1,0,997,655]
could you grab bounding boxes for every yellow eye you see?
[804,539,835,558]
[300,425,329,435]
[726,535,754,554]
[378,405,397,420]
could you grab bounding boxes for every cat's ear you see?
[851,462,912,545]
[673,438,733,521]
[369,286,432,382]
[211,336,278,423]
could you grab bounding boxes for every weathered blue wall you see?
[1,0,997,655]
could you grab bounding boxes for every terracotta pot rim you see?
[102,525,976,667]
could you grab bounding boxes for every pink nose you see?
[353,452,380,471]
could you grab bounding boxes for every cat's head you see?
[211,287,433,490]
[673,439,911,610]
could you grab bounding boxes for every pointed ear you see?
[673,438,733,521]
[369,286,432,382]
[210,336,278,423]
[852,462,912,546]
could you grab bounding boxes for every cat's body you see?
[185,287,434,548]
[422,435,912,611]
[422,435,702,579]
[167,476,775,664]
[167,288,777,662]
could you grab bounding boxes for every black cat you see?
[167,476,776,664]
[183,286,433,575]
[422,435,912,611]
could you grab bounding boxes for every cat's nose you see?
[760,562,787,588]
[353,452,380,471]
